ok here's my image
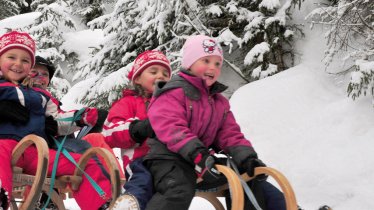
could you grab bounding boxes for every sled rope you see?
[41,108,105,210]
[227,158,263,210]
[76,125,93,140]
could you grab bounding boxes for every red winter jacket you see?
[102,89,150,169]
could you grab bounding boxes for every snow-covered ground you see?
[1,1,373,209]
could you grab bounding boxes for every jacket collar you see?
[179,69,228,95]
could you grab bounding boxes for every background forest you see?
[1,0,372,109]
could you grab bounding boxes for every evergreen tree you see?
[307,0,374,104]
[0,0,21,20]
[20,0,33,14]
[25,0,77,100]
[190,0,304,80]
[30,0,55,10]
[68,0,106,26]
[75,0,192,108]
[74,0,302,108]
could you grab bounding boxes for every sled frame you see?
[195,166,298,210]
[11,134,122,210]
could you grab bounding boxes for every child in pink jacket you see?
[144,35,286,210]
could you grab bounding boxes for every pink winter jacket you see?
[102,90,150,169]
[147,71,253,164]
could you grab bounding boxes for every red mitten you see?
[80,107,98,127]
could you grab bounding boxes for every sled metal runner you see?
[11,134,122,210]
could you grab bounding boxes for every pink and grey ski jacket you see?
[146,70,255,165]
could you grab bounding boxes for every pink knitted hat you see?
[128,50,172,81]
[0,31,36,67]
[181,35,223,69]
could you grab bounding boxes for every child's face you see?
[0,48,32,83]
[134,64,171,93]
[29,64,50,89]
[189,55,222,87]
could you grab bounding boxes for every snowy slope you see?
[231,63,374,210]
[1,1,373,209]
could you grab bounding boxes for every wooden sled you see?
[11,134,49,210]
[11,134,122,210]
[195,165,244,210]
[196,166,298,210]
[242,167,298,210]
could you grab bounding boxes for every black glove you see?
[90,109,108,133]
[129,119,155,144]
[0,100,30,124]
[244,158,266,177]
[45,116,58,148]
[45,116,58,137]
[194,151,221,183]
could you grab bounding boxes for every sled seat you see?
[195,166,298,210]
[11,134,123,210]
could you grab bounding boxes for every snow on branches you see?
[306,0,374,103]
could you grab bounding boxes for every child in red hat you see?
[0,30,123,210]
[102,50,172,210]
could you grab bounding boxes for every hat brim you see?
[131,60,172,81]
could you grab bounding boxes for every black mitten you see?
[129,119,155,144]
[45,116,58,137]
[194,150,221,183]
[0,100,29,124]
[244,158,266,177]
[45,116,58,147]
[90,109,108,133]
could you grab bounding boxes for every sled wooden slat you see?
[11,134,49,210]
[73,147,122,208]
[195,166,298,210]
[243,167,298,210]
[195,164,244,210]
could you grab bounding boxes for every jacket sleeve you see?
[42,89,82,135]
[148,88,204,159]
[213,96,255,165]
[102,98,137,148]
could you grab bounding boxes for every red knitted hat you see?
[0,31,36,67]
[127,50,172,81]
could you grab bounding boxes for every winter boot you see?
[111,193,140,210]
[0,187,9,210]
[319,205,332,210]
[99,193,140,210]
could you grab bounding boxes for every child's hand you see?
[194,152,221,183]
[0,100,30,124]
[79,107,98,127]
[45,116,58,136]
[129,119,155,144]
[244,158,266,177]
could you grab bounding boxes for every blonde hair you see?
[21,76,34,87]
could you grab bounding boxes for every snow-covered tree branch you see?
[307,0,374,104]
